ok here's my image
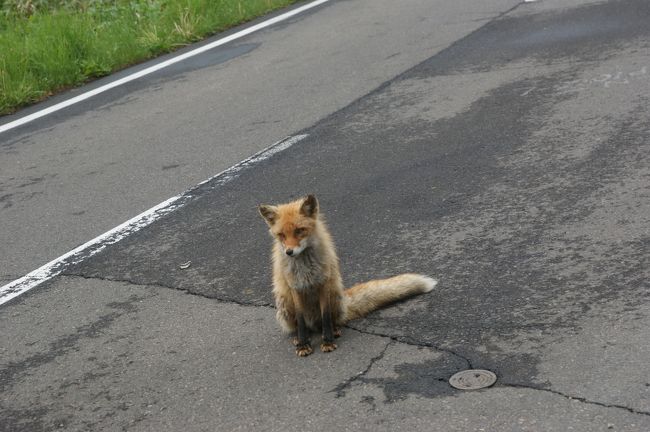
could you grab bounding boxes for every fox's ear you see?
[300,195,318,218]
[258,204,278,225]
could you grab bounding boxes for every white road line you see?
[0,0,331,135]
[0,134,308,306]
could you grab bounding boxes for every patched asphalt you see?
[2,0,650,430]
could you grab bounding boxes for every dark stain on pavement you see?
[0,296,145,394]
[361,356,469,402]
[407,0,650,76]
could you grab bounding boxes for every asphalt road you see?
[2,0,650,431]
[0,0,517,279]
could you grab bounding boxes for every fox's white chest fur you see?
[282,247,328,290]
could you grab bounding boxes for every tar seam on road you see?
[0,134,308,306]
[0,0,332,135]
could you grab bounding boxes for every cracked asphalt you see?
[2,0,650,431]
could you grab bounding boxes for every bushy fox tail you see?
[341,274,437,322]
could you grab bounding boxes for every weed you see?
[0,0,298,114]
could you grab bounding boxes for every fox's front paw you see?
[295,344,313,357]
[320,342,337,353]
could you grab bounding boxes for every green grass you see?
[0,0,299,114]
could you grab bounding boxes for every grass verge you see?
[0,0,300,115]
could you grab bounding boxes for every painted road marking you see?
[0,134,308,306]
[0,0,332,135]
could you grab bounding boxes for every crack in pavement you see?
[330,339,395,398]
[60,273,274,308]
[62,274,472,367]
[501,383,650,417]
[345,323,473,370]
[341,327,650,417]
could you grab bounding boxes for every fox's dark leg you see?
[320,310,337,352]
[291,290,312,357]
[295,313,313,356]
[319,286,337,353]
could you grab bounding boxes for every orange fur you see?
[259,195,437,356]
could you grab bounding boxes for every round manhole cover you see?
[449,369,497,390]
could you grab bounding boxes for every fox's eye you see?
[277,233,286,240]
[294,228,306,236]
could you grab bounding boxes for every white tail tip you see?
[421,276,438,292]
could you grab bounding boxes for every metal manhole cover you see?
[449,369,497,390]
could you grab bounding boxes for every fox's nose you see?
[285,249,294,256]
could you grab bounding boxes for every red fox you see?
[258,195,437,357]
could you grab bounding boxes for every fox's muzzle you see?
[284,242,306,257]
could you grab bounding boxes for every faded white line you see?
[0,134,308,306]
[0,0,331,135]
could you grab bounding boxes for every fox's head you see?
[258,195,319,257]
